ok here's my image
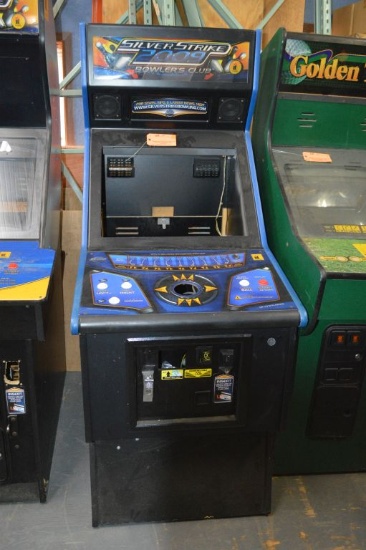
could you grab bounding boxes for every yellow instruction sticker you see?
[161,369,183,380]
[184,369,212,378]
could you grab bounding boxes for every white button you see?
[109,296,120,305]
[239,279,250,287]
[121,281,132,289]
[97,282,108,290]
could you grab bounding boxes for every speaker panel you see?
[93,93,121,120]
[217,98,245,123]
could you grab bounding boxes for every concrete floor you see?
[1,372,366,550]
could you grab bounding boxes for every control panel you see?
[81,250,292,316]
[0,241,54,300]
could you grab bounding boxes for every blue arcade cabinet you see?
[72,23,306,526]
[0,0,66,502]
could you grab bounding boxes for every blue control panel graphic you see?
[0,241,55,289]
[80,250,297,316]
[228,268,279,307]
[91,272,152,311]
[110,252,246,270]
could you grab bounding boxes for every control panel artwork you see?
[80,249,296,316]
[0,241,55,300]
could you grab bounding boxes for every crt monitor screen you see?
[283,163,366,236]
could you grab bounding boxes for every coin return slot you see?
[4,361,21,385]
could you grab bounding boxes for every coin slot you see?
[173,282,200,296]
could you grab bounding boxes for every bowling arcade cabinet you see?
[252,30,366,474]
[72,23,306,526]
[0,0,66,502]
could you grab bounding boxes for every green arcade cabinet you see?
[252,30,366,474]
[0,0,66,501]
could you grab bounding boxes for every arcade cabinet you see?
[252,30,366,474]
[72,23,307,526]
[0,0,66,502]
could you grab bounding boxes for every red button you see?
[8,263,18,269]
[331,331,346,346]
[347,331,363,346]
[258,279,269,286]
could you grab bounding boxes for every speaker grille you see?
[93,94,121,120]
[217,98,245,123]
